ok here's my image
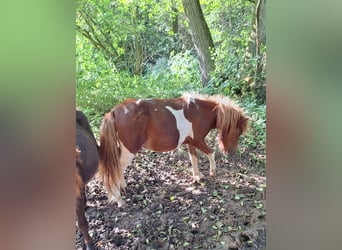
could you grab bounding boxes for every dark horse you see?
[76,109,99,250]
[99,93,249,207]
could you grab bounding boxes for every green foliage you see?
[241,97,266,149]
[77,0,181,74]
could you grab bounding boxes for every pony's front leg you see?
[189,141,216,179]
[188,145,203,182]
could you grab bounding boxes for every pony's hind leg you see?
[105,141,134,208]
[107,141,134,207]
[118,141,134,195]
[77,189,95,250]
[108,186,126,207]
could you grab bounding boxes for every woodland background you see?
[76,0,266,143]
[76,1,266,249]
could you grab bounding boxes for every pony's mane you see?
[182,92,248,138]
[181,92,240,109]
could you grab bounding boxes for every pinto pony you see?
[76,109,99,250]
[99,93,248,207]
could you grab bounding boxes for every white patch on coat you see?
[165,106,194,147]
[182,93,196,106]
[123,106,129,114]
[136,98,152,105]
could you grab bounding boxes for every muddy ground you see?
[76,133,266,250]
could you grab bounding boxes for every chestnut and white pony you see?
[99,93,248,207]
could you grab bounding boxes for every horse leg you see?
[188,140,215,180]
[108,141,134,207]
[207,152,216,176]
[108,187,126,207]
[77,189,95,250]
[188,145,203,182]
[121,141,135,189]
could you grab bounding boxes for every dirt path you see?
[76,137,266,250]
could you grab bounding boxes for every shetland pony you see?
[76,109,99,250]
[99,93,248,207]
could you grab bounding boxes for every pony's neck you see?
[183,98,217,132]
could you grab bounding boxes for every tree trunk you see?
[182,0,215,86]
[244,0,266,102]
[172,5,178,35]
[255,0,266,86]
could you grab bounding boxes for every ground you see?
[76,132,266,250]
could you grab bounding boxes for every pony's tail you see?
[76,147,83,198]
[98,112,122,198]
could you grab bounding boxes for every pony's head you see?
[215,101,249,154]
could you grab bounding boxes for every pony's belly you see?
[142,139,178,152]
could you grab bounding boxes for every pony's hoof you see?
[107,196,126,207]
[86,243,95,250]
[192,173,204,183]
[117,199,126,208]
[120,187,127,196]
[209,171,216,177]
[107,197,116,205]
